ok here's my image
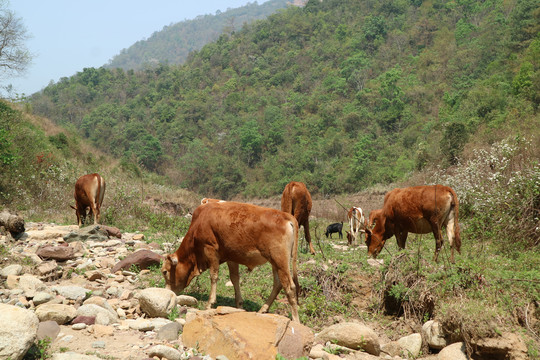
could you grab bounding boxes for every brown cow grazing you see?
[364,185,461,262]
[347,206,365,245]
[70,173,106,227]
[161,201,301,322]
[281,181,315,255]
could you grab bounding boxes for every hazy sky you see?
[7,0,260,96]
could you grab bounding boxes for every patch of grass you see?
[23,338,51,360]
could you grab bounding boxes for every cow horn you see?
[70,205,76,210]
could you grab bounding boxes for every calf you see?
[281,181,315,255]
[325,222,343,239]
[162,201,300,322]
[70,173,106,227]
[347,206,365,245]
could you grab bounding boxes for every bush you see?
[435,136,540,250]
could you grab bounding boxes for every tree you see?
[0,1,31,88]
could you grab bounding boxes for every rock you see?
[63,225,109,243]
[24,226,75,241]
[182,307,314,360]
[157,322,182,341]
[422,320,447,349]
[147,344,183,360]
[0,303,39,360]
[438,342,469,360]
[72,323,87,330]
[99,225,122,238]
[471,332,528,360]
[137,287,177,318]
[71,315,96,325]
[37,320,61,341]
[35,304,77,325]
[37,261,58,276]
[52,285,90,301]
[125,317,172,332]
[85,270,106,281]
[83,296,118,318]
[0,210,25,239]
[18,274,47,297]
[396,333,422,358]
[177,295,198,307]
[36,245,76,261]
[76,304,118,325]
[0,264,23,277]
[111,249,162,273]
[33,291,54,305]
[315,322,380,356]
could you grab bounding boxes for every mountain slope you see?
[28,0,539,198]
[106,0,291,70]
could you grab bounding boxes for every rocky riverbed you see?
[0,222,528,360]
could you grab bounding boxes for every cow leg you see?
[431,222,444,262]
[207,260,220,309]
[339,230,343,239]
[226,261,243,309]
[259,264,299,322]
[396,230,408,249]
[259,268,282,315]
[303,221,315,255]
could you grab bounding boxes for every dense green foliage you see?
[28,0,539,198]
[106,0,290,70]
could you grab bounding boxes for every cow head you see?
[364,211,386,258]
[161,253,200,294]
[70,205,88,226]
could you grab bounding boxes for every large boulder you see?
[182,307,314,360]
[136,287,177,318]
[0,304,39,360]
[315,322,380,356]
[111,249,162,273]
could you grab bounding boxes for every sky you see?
[6,0,259,96]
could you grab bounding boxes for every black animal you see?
[325,222,343,239]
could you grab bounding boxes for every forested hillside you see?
[28,0,539,199]
[106,0,290,70]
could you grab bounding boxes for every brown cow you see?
[70,173,106,227]
[161,201,300,322]
[281,181,315,255]
[364,185,461,262]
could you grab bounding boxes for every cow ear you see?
[167,254,178,266]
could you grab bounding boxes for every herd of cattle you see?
[72,174,461,323]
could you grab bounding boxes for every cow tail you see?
[450,187,462,253]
